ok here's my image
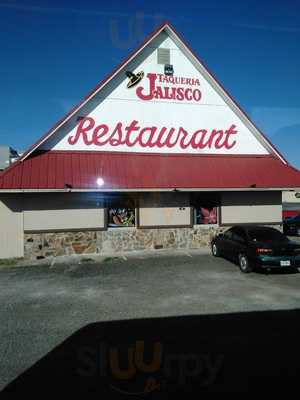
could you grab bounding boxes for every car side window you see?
[223,229,233,239]
[231,228,247,244]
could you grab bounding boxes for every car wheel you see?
[238,254,252,273]
[211,242,220,257]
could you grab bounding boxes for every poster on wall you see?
[108,208,135,227]
[194,207,217,224]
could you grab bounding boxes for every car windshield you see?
[248,229,288,243]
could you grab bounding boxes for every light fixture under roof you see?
[97,177,104,187]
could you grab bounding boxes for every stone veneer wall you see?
[24,226,224,260]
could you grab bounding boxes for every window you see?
[231,227,247,243]
[107,194,136,228]
[191,193,219,225]
[248,228,288,243]
[223,229,233,239]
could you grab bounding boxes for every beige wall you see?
[0,195,24,259]
[139,192,191,227]
[0,191,285,259]
[221,191,282,224]
[23,193,105,232]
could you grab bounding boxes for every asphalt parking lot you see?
[1,250,300,391]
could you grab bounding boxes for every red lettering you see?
[193,89,202,102]
[135,73,203,103]
[170,87,176,100]
[155,127,175,148]
[179,127,190,149]
[109,122,123,146]
[93,124,110,146]
[124,120,140,146]
[176,87,184,101]
[223,124,238,149]
[68,117,94,145]
[164,128,181,147]
[207,130,224,149]
[164,87,174,100]
[154,86,164,99]
[185,88,193,101]
[138,127,157,147]
[67,118,238,152]
[189,129,208,149]
[136,73,157,101]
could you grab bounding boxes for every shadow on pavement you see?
[2,309,300,395]
[255,267,299,275]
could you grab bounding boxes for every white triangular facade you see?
[38,27,274,157]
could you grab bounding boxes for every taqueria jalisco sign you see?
[68,73,238,151]
[41,46,269,156]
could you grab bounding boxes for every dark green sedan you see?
[211,225,300,273]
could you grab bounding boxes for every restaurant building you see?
[1,22,300,260]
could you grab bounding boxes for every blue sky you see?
[0,0,300,167]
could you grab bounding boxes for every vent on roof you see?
[157,48,170,65]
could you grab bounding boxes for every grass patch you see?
[0,257,23,266]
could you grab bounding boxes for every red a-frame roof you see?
[1,152,300,191]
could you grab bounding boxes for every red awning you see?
[1,151,300,190]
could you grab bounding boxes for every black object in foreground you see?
[2,309,300,396]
